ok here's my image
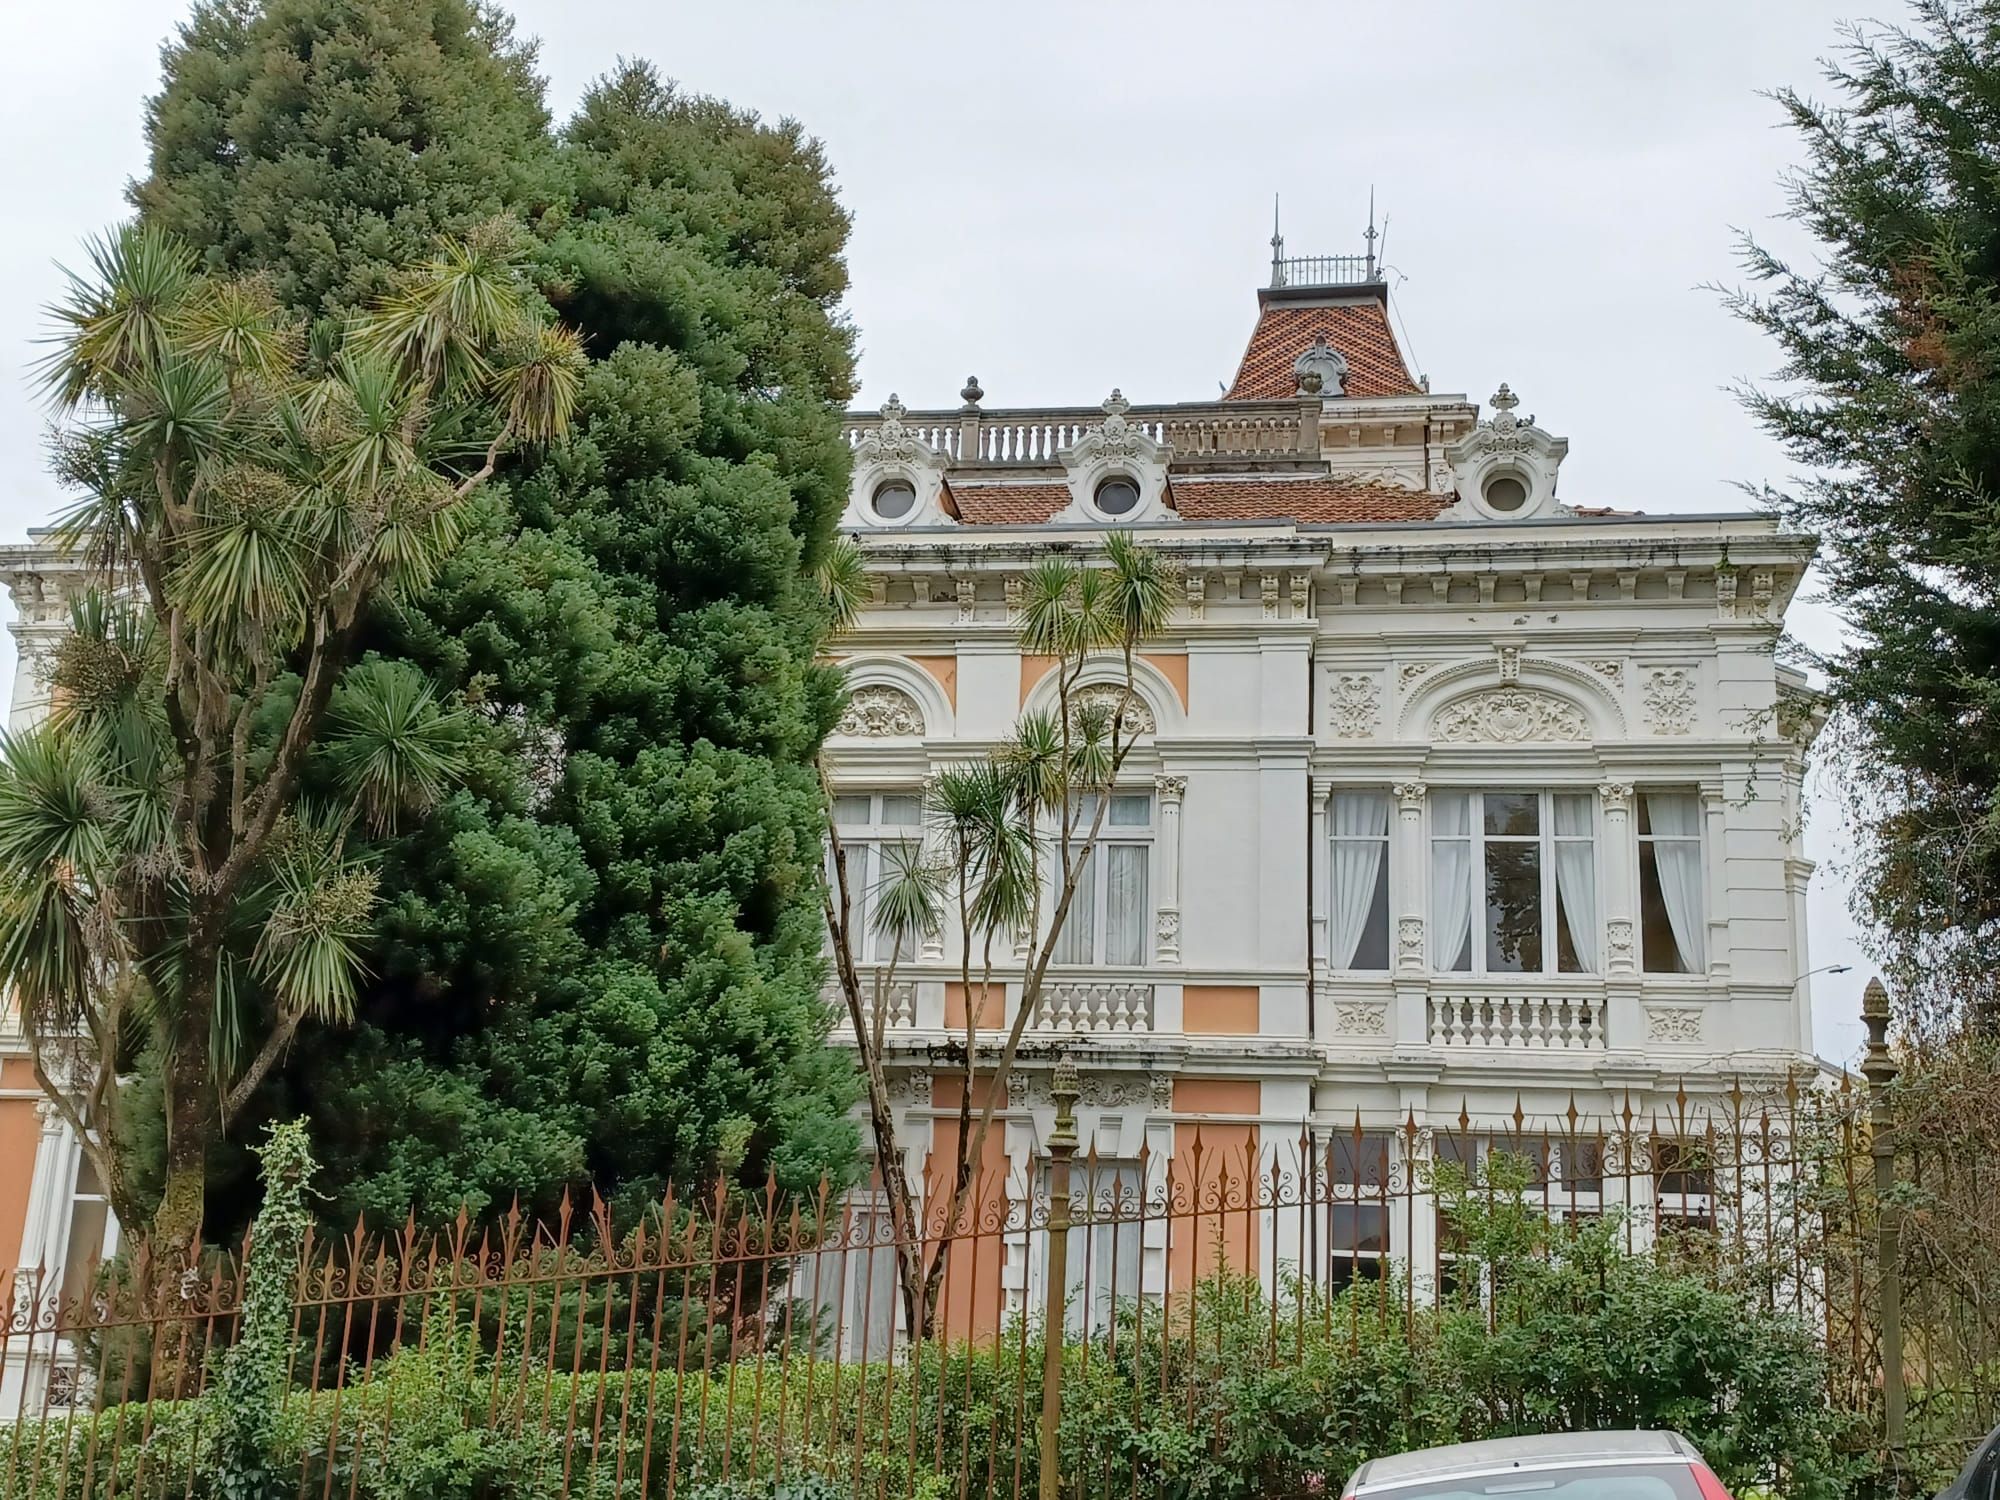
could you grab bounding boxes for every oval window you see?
[1483,473,1529,513]
[871,478,917,520]
[1094,476,1141,516]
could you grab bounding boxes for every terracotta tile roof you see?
[1225,298,1421,400]
[1172,475,1447,524]
[947,481,1072,524]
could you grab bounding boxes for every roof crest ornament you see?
[1294,335,1349,397]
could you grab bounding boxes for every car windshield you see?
[1371,1461,1703,1500]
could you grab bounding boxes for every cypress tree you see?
[1731,0,2000,1032]
[127,1,860,1233]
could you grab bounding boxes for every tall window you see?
[1328,1132,1391,1289]
[1327,790,1391,970]
[1429,791,1597,974]
[1052,1160,1143,1336]
[1638,790,1706,973]
[832,792,923,963]
[1053,793,1152,966]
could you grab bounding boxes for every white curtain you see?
[1429,792,1473,971]
[1104,844,1148,965]
[1328,791,1391,969]
[1552,795,1598,972]
[1645,792,1707,972]
[1055,849,1097,965]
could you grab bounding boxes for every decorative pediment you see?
[852,394,945,469]
[835,684,925,738]
[1058,390,1168,470]
[1443,384,1570,522]
[1432,688,1588,744]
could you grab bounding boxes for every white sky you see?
[0,0,1872,1060]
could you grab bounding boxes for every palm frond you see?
[250,812,378,1026]
[492,323,585,444]
[817,536,870,636]
[175,274,300,388]
[349,224,526,396]
[870,840,946,951]
[325,658,469,832]
[39,224,198,408]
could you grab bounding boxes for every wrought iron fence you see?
[0,1062,1993,1497]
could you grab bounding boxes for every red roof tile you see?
[1172,475,1446,524]
[1225,298,1420,400]
[947,481,1072,524]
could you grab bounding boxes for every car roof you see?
[1352,1431,1696,1492]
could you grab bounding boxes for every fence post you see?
[1039,1053,1079,1500]
[1860,977,1906,1482]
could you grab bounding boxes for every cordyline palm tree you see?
[0,220,584,1254]
[820,531,1173,1336]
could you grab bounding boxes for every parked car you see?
[1937,1423,2000,1500]
[1341,1431,1735,1500]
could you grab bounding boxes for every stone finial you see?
[960,375,983,409]
[1049,1053,1080,1150]
[1491,383,1519,414]
[880,393,906,422]
[1101,388,1130,418]
[1860,977,1898,1090]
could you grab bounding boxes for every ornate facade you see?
[0,245,1823,1349]
[825,247,1820,1317]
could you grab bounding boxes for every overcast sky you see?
[0,0,1872,1059]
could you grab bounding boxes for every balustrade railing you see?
[1036,980,1155,1034]
[1427,991,1607,1051]
[841,399,1319,466]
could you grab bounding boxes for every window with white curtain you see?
[832,792,924,964]
[1638,790,1706,973]
[1428,791,1598,974]
[1052,793,1152,966]
[1327,790,1391,970]
[1051,1160,1144,1335]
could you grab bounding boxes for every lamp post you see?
[1039,1054,1079,1500]
[1792,962,1851,991]
[1859,977,1904,1483]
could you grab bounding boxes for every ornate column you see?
[1309,776,1334,972]
[1701,783,1731,980]
[1154,774,1187,965]
[1598,782,1636,976]
[1392,782,1427,974]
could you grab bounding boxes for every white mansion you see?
[0,240,1821,1342]
[822,242,1821,1298]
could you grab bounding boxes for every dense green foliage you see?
[126,0,861,1232]
[1731,0,2000,1029]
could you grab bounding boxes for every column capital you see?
[1393,780,1426,813]
[1598,781,1634,812]
[1153,773,1187,804]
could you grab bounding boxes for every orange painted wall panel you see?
[925,1075,1013,1341]
[942,982,1005,1031]
[907,655,958,709]
[1181,985,1259,1035]
[1138,652,1189,710]
[1169,1079,1260,1291]
[0,1093,39,1270]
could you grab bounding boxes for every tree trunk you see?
[152,1011,213,1255]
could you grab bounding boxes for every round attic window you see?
[871,478,917,520]
[1482,473,1529,513]
[1094,476,1141,516]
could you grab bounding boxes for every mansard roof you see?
[1224,287,1421,401]
[1171,474,1445,523]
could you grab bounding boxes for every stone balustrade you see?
[841,398,1321,467]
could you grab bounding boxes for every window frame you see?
[1636,787,1708,975]
[1428,788,1600,977]
[1326,788,1393,973]
[1050,791,1155,968]
[832,790,926,965]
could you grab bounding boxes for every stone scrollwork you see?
[1397,916,1425,962]
[1331,1003,1389,1036]
[1642,668,1697,735]
[1327,674,1380,738]
[1432,688,1588,744]
[835,684,925,738]
[1607,918,1635,960]
[1067,683,1155,737]
[1647,1007,1704,1044]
